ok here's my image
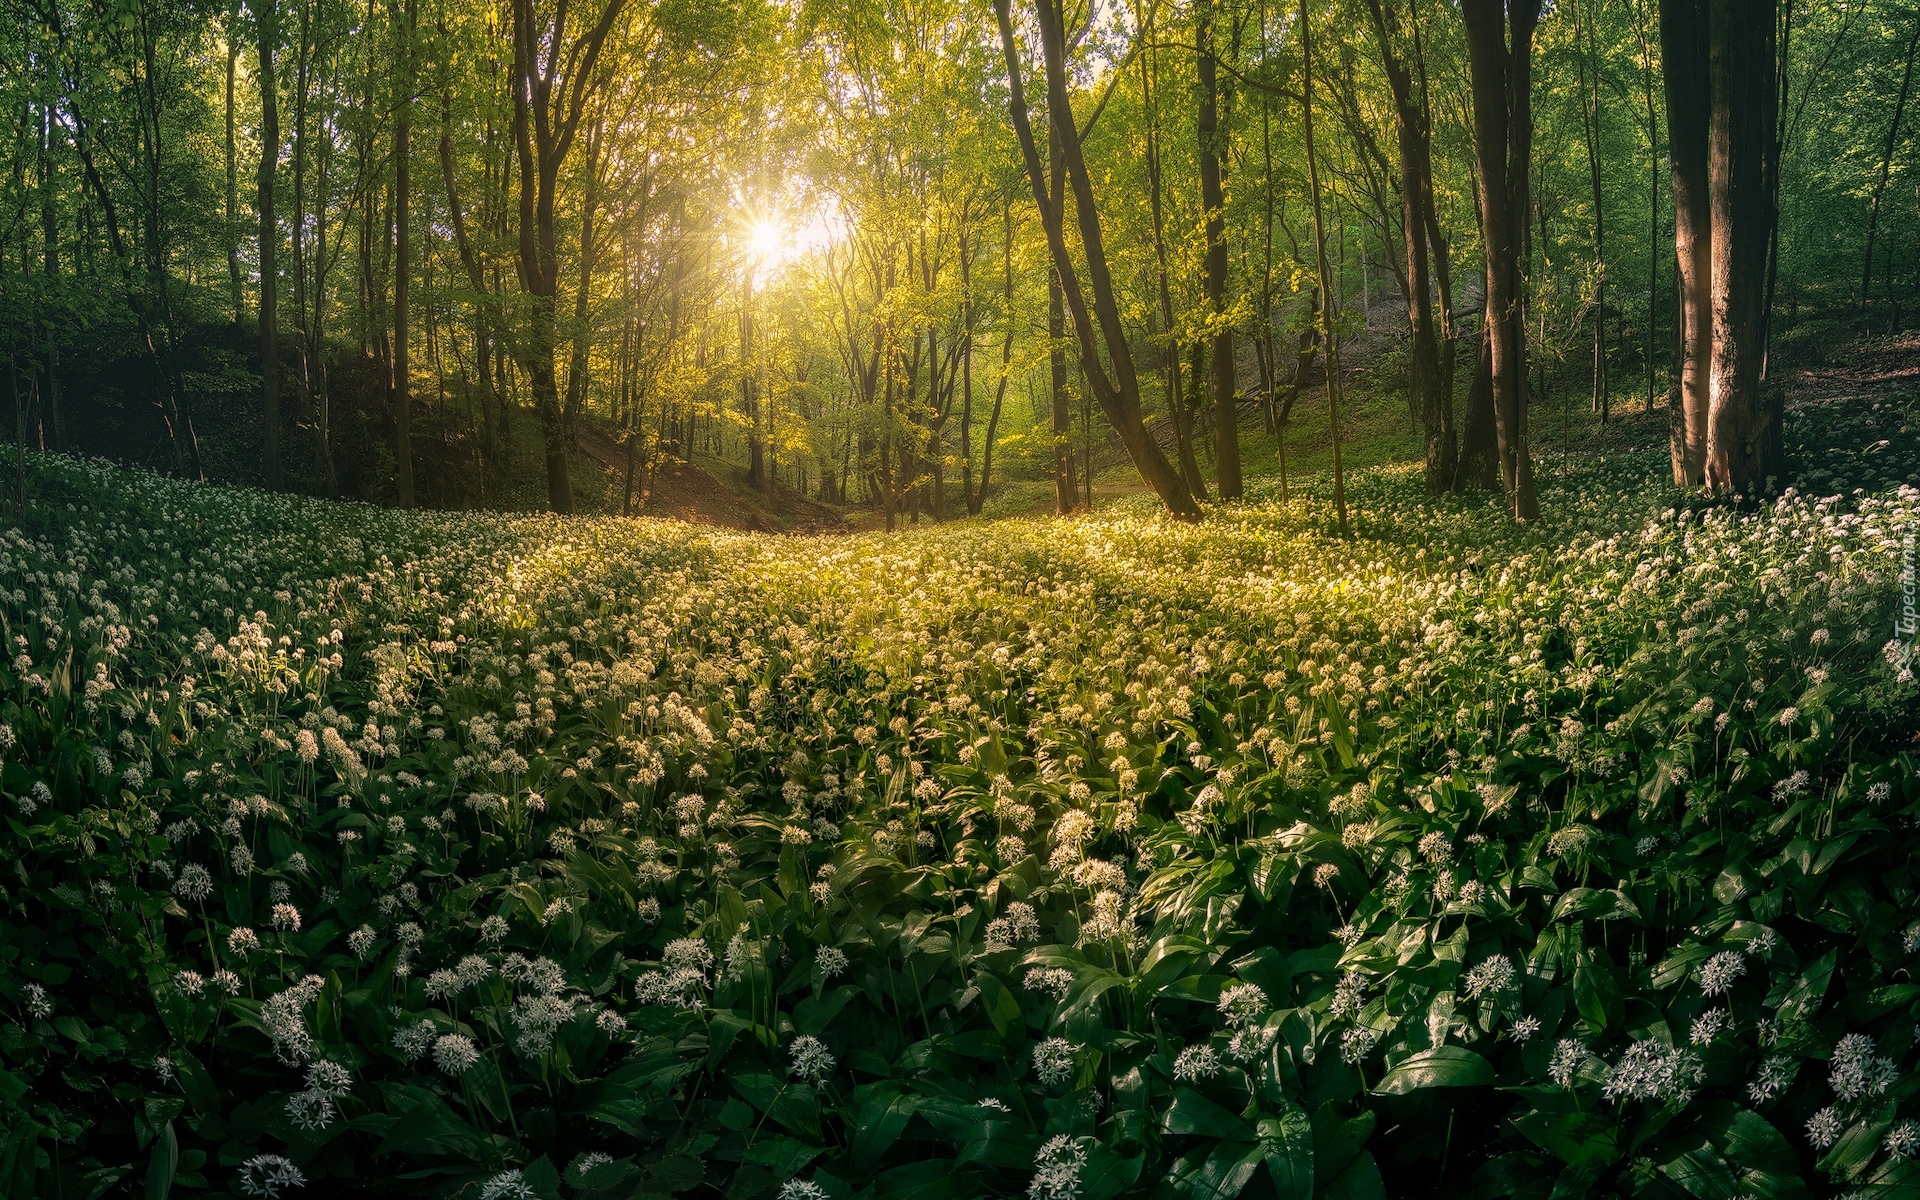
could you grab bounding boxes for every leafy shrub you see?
[0,448,1915,1200]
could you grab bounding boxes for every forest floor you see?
[528,325,1919,534]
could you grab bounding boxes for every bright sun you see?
[747,220,786,263]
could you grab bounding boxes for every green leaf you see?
[1163,1087,1254,1141]
[1257,1105,1314,1200]
[1372,1047,1494,1095]
[143,1121,176,1200]
[873,1158,966,1200]
[1080,1145,1145,1200]
[793,986,854,1035]
[1774,949,1836,1022]
[847,1084,918,1171]
[1170,1139,1267,1200]
[1320,1151,1385,1200]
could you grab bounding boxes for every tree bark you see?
[1661,0,1710,486]
[393,0,415,507]
[255,0,281,490]
[1702,0,1777,493]
[1365,0,1454,495]
[509,0,628,515]
[1861,9,1920,308]
[1198,0,1241,500]
[994,0,1202,521]
[1300,0,1350,535]
[227,0,244,325]
[1460,0,1541,521]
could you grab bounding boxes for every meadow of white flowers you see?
[0,433,1915,1200]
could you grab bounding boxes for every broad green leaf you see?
[1372,1046,1494,1094]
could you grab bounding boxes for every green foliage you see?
[0,433,1916,1197]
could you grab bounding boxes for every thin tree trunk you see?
[1198,0,1242,499]
[393,0,415,507]
[994,0,1201,521]
[227,0,243,324]
[256,0,281,489]
[1861,9,1920,308]
[1577,0,1608,422]
[1366,0,1453,494]
[1461,0,1542,521]
[1300,0,1350,535]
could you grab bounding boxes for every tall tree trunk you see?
[994,0,1202,521]
[1702,0,1777,493]
[508,0,627,516]
[1662,0,1710,485]
[1576,0,1608,422]
[1461,0,1542,521]
[1300,0,1351,535]
[393,0,415,507]
[1456,320,1501,488]
[1861,10,1920,309]
[227,0,243,325]
[439,84,498,472]
[564,116,602,440]
[1366,0,1454,494]
[1142,41,1205,499]
[1047,133,1076,514]
[1198,0,1242,500]
[256,0,281,490]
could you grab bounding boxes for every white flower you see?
[305,1060,351,1097]
[815,946,848,978]
[788,1035,835,1088]
[1509,1016,1542,1043]
[1025,967,1075,1002]
[478,1169,536,1200]
[1462,956,1517,1000]
[348,926,377,958]
[1031,1038,1077,1087]
[271,903,301,932]
[228,927,261,956]
[568,1153,616,1182]
[1339,1027,1377,1065]
[1772,769,1810,801]
[1689,1008,1729,1047]
[1172,1044,1222,1082]
[432,1033,480,1075]
[662,938,714,974]
[1603,1040,1704,1106]
[1548,1039,1585,1088]
[285,1089,335,1131]
[1217,982,1269,1028]
[1830,1032,1898,1101]
[238,1154,307,1197]
[1806,1107,1843,1149]
[1698,951,1746,996]
[779,1183,829,1200]
[1748,1054,1799,1102]
[1887,1121,1920,1159]
[173,864,214,902]
[1029,1134,1088,1200]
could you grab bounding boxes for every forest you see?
[2,0,1920,1198]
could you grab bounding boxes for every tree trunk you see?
[1366,0,1454,495]
[392,0,414,507]
[255,0,281,490]
[1300,0,1351,535]
[994,0,1202,521]
[1662,0,1710,486]
[1861,10,1920,308]
[1047,134,1076,514]
[1456,320,1501,489]
[1576,0,1608,422]
[508,0,628,516]
[1702,0,1778,493]
[1460,0,1542,521]
[227,0,243,325]
[1198,0,1242,500]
